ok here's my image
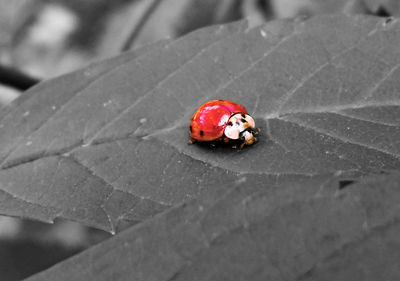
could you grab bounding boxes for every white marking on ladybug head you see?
[224,113,256,140]
[224,124,239,139]
[224,115,242,139]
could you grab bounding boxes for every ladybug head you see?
[224,113,258,146]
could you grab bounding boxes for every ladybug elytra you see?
[189,100,259,148]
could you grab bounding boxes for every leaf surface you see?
[1,15,400,233]
[25,172,400,281]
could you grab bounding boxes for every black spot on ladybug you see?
[241,118,247,123]
[218,99,224,101]
[241,114,246,118]
[228,122,233,126]
[189,126,192,132]
[200,130,204,136]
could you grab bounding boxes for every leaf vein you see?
[85,26,245,145]
[279,116,400,158]
[334,111,400,127]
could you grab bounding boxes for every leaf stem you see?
[121,0,163,52]
[0,64,39,90]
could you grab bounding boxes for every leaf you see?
[25,172,400,281]
[123,0,242,50]
[271,0,357,19]
[1,15,400,233]
[0,21,249,232]
[270,0,400,19]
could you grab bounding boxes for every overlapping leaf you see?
[0,15,400,233]
[26,172,400,280]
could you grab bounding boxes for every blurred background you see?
[0,0,398,280]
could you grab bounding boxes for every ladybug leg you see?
[210,137,224,148]
[188,138,197,144]
[231,140,241,149]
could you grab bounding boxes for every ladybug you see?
[189,100,259,148]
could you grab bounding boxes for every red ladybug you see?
[189,100,259,148]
